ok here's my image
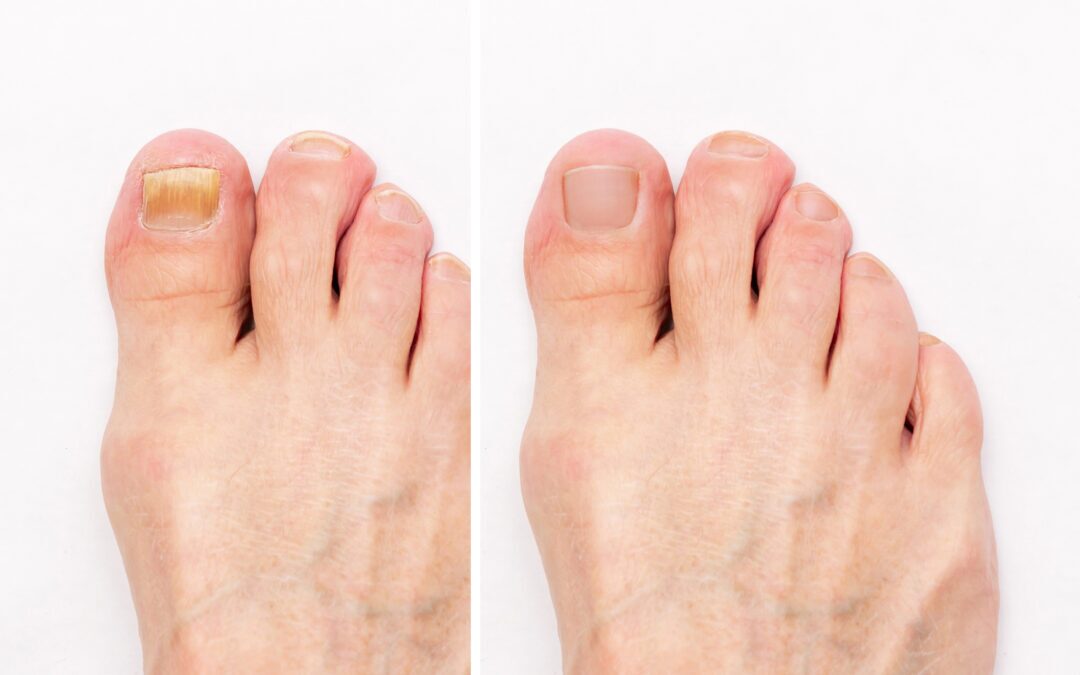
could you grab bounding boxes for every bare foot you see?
[521,130,997,673]
[103,130,469,673]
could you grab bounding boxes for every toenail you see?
[563,165,638,232]
[142,167,220,232]
[707,132,769,158]
[848,254,892,280]
[428,254,471,283]
[794,190,839,221]
[375,189,424,224]
[919,333,942,346]
[289,131,351,159]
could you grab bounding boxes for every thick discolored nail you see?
[375,189,424,224]
[847,254,892,280]
[428,253,471,282]
[563,165,639,232]
[142,167,220,231]
[919,333,942,346]
[795,190,839,221]
[707,132,769,158]
[289,131,351,159]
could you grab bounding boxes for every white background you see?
[476,1,1080,673]
[1,0,1078,673]
[0,1,467,672]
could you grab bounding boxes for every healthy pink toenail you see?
[289,131,351,159]
[847,254,892,280]
[707,132,769,158]
[428,253,471,282]
[563,165,638,232]
[141,167,220,231]
[375,189,424,224]
[794,190,839,221]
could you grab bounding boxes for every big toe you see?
[524,129,675,369]
[105,129,255,363]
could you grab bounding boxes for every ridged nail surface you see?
[142,167,220,231]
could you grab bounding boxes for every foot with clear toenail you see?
[522,130,997,673]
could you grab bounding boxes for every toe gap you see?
[236,298,256,342]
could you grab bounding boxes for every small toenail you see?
[563,165,639,232]
[707,132,769,158]
[289,131,351,159]
[794,190,839,221]
[375,189,424,224]
[848,254,892,280]
[919,333,942,346]
[141,167,220,232]
[428,254,471,283]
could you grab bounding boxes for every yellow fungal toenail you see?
[919,333,942,346]
[142,167,220,232]
[290,131,351,159]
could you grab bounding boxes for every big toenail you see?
[563,165,638,232]
[794,190,839,221]
[375,189,424,224]
[289,131,351,159]
[428,254,471,282]
[142,167,220,232]
[848,254,892,280]
[919,333,942,346]
[707,132,769,158]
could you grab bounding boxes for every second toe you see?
[250,131,374,354]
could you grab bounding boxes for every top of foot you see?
[521,129,997,674]
[103,129,470,673]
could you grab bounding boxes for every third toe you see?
[336,184,433,374]
[754,184,851,373]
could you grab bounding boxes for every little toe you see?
[105,129,255,363]
[525,129,675,370]
[336,184,433,375]
[250,131,374,352]
[909,334,983,463]
[829,253,919,443]
[410,253,470,395]
[670,131,794,352]
[755,184,851,376]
